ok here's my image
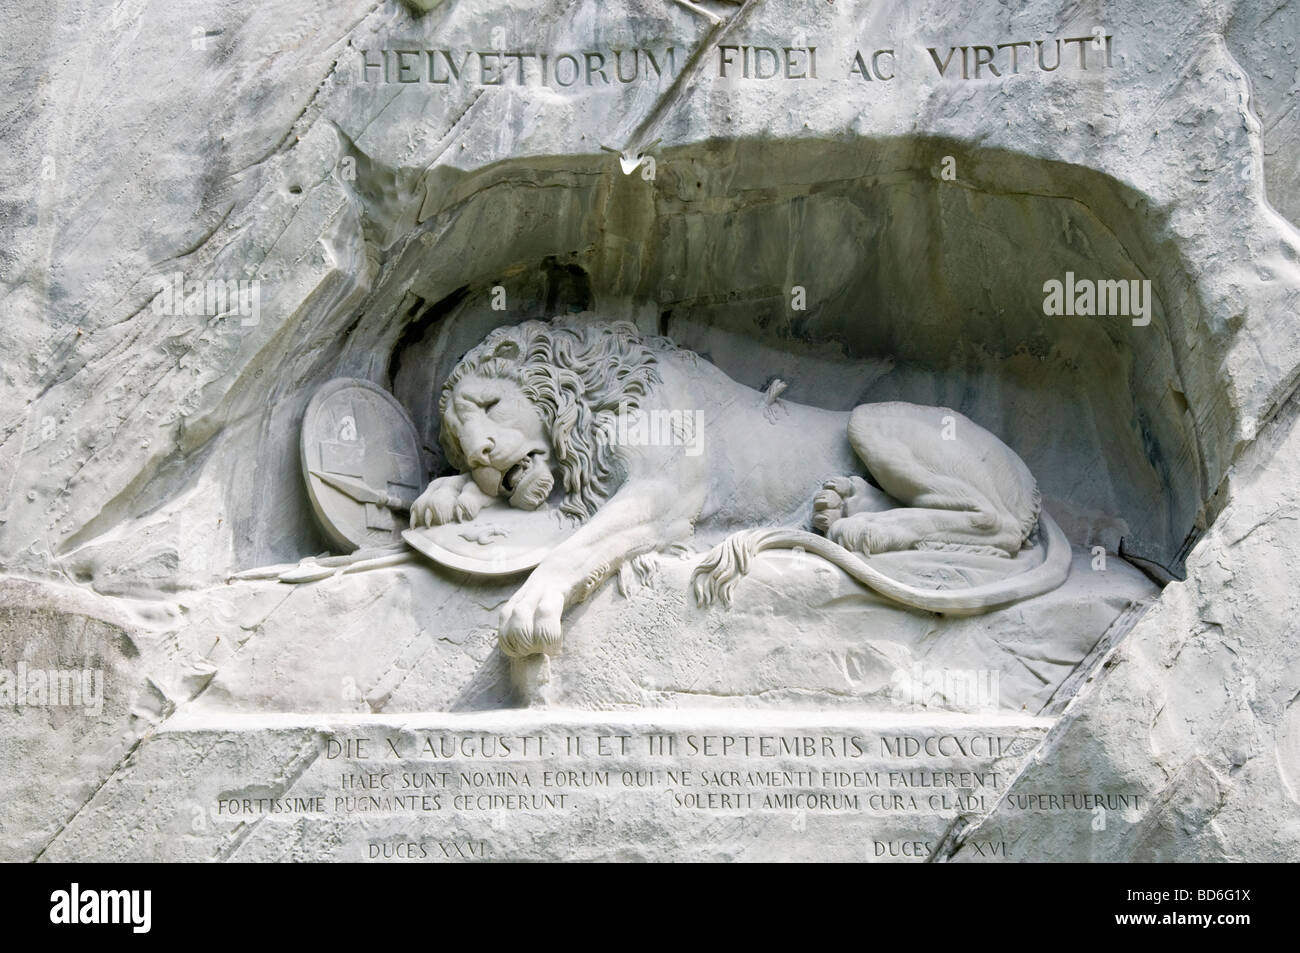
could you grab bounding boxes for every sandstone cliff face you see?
[0,0,1297,860]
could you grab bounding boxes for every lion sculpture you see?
[411,315,1071,658]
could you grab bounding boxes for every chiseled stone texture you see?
[945,398,1300,862]
[519,550,1155,714]
[0,0,1298,861]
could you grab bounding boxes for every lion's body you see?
[415,317,1070,657]
[615,353,860,535]
[643,354,1041,555]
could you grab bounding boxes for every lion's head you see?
[438,316,667,521]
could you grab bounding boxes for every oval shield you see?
[300,378,424,552]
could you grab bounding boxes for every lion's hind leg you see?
[838,408,1027,556]
[812,476,896,533]
[827,506,1019,557]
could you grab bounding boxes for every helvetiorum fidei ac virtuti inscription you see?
[2,0,1298,862]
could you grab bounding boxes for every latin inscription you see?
[199,726,1141,860]
[360,47,679,86]
[359,35,1117,87]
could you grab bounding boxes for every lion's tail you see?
[691,512,1072,615]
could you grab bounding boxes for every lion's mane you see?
[439,315,670,521]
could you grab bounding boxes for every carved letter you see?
[928,46,959,77]
[849,50,872,81]
[972,46,1000,78]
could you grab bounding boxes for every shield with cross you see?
[300,378,424,552]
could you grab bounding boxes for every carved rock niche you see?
[167,136,1212,718]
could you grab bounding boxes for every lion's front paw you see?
[451,481,494,523]
[410,475,473,527]
[498,577,565,658]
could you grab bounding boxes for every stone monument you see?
[1,0,1297,863]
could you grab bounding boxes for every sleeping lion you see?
[410,315,1070,658]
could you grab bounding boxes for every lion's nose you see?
[466,436,495,467]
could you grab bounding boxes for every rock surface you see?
[1,0,1298,861]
